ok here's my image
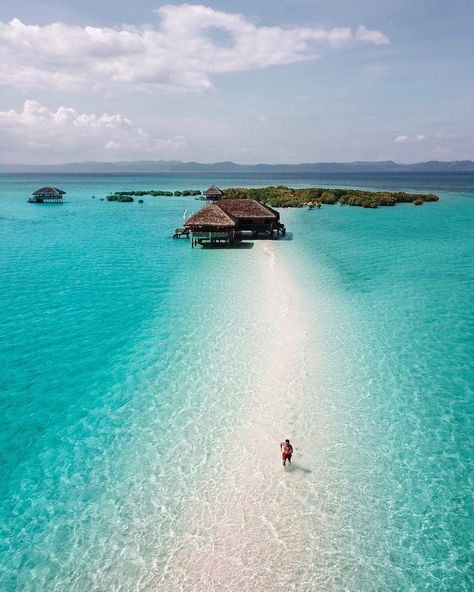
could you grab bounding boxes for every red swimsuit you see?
[281,444,293,463]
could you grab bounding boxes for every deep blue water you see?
[0,172,473,590]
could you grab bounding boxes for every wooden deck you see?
[28,196,63,203]
[173,228,190,238]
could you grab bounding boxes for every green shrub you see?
[319,191,338,204]
[107,194,134,202]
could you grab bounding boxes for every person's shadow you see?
[286,463,311,474]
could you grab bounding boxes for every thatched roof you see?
[217,199,277,220]
[32,187,66,196]
[185,204,236,228]
[261,203,280,220]
[203,185,224,198]
[183,199,281,232]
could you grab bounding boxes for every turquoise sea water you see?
[0,173,473,590]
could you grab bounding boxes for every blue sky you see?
[0,1,472,164]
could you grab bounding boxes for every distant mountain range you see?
[1,160,474,173]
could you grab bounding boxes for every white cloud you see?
[0,4,389,93]
[0,100,186,163]
[394,133,425,143]
[355,25,389,45]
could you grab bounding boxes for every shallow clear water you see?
[281,192,474,590]
[0,173,473,590]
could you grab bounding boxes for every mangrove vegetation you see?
[106,189,202,200]
[104,185,439,208]
[222,186,439,208]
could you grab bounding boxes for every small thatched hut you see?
[203,185,224,201]
[183,199,285,246]
[28,187,65,203]
[184,204,236,246]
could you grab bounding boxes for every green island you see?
[221,186,439,208]
[105,186,439,208]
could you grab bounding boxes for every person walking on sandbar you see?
[280,439,293,466]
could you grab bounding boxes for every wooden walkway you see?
[173,228,190,238]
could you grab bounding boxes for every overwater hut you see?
[184,203,236,246]
[28,187,65,203]
[217,199,281,237]
[203,185,224,201]
[183,199,285,246]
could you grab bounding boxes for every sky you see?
[0,0,473,164]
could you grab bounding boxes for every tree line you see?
[222,186,439,208]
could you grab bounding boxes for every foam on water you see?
[0,174,473,591]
